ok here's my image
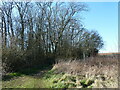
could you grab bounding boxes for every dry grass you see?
[52,56,118,88]
[53,57,118,76]
[98,52,120,55]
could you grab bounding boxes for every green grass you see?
[2,68,95,88]
[8,72,22,76]
[2,76,45,88]
[2,69,74,88]
[2,67,53,88]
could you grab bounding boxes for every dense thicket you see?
[0,2,104,72]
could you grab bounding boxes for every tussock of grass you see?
[52,56,118,88]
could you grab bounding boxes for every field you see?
[98,52,120,56]
[2,55,118,88]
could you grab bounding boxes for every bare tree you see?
[0,2,104,72]
[15,2,30,50]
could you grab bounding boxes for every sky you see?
[81,2,118,53]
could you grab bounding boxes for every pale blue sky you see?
[81,2,118,53]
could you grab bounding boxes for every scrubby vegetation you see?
[2,56,118,88]
[50,56,118,88]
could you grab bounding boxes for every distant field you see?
[98,52,120,56]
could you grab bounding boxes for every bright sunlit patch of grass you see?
[2,75,46,88]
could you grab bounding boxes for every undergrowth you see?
[2,56,118,88]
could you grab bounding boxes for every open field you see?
[98,52,120,55]
[2,56,118,88]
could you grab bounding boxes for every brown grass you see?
[98,52,120,55]
[52,56,118,88]
[52,56,118,78]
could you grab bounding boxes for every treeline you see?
[0,2,104,72]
